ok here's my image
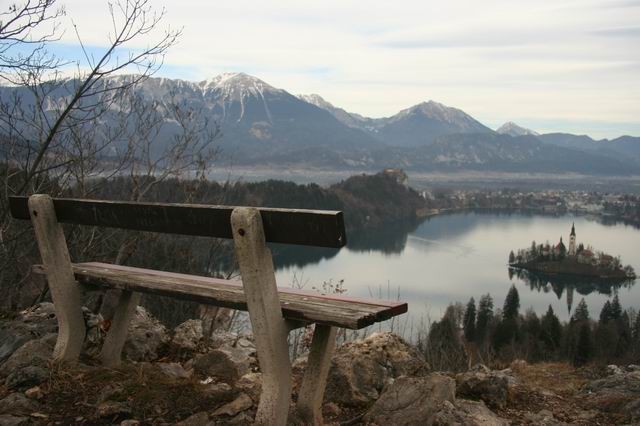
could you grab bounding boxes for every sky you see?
[35,0,640,139]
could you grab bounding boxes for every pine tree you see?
[610,294,622,320]
[540,305,562,351]
[574,323,592,366]
[476,294,494,344]
[509,251,515,264]
[599,300,613,323]
[572,298,590,322]
[503,285,520,320]
[632,310,640,355]
[463,297,476,342]
[616,311,632,357]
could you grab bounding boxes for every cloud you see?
[591,26,640,37]
[11,0,640,138]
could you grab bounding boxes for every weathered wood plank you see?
[9,196,346,248]
[32,262,408,329]
[28,195,86,362]
[231,207,291,426]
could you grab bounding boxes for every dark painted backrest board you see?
[9,196,346,248]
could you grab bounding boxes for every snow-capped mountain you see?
[298,94,373,130]
[1,72,638,173]
[300,96,493,146]
[496,121,540,137]
[374,101,493,146]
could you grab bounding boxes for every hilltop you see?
[1,304,639,425]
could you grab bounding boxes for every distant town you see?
[420,187,640,227]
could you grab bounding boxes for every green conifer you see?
[463,297,476,342]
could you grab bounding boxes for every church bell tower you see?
[569,223,576,256]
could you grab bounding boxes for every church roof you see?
[570,223,575,236]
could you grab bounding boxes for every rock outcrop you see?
[323,332,430,406]
[455,364,516,409]
[580,365,640,420]
[363,374,455,424]
[363,373,509,425]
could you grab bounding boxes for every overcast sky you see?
[49,0,640,138]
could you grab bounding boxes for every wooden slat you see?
[33,262,407,330]
[9,196,346,248]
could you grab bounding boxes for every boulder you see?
[0,304,58,365]
[0,334,55,389]
[157,362,191,379]
[0,415,28,426]
[580,369,640,419]
[122,306,169,362]
[432,399,509,426]
[5,366,49,390]
[455,364,514,409]
[235,372,262,404]
[172,320,204,351]
[176,411,212,426]
[325,332,430,406]
[212,393,253,417]
[363,374,455,425]
[97,401,131,420]
[523,409,569,426]
[0,303,104,368]
[193,347,252,385]
[0,393,40,415]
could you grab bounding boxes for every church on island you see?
[508,223,636,279]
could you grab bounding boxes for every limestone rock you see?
[176,411,212,426]
[580,369,640,419]
[0,393,40,415]
[172,320,204,351]
[0,415,28,426]
[157,362,191,379]
[201,382,234,400]
[0,333,55,378]
[235,372,262,404]
[122,306,169,362]
[325,332,429,406]
[212,393,253,417]
[364,374,455,425]
[193,347,251,385]
[606,364,623,375]
[97,401,131,419]
[523,409,569,426]
[432,399,509,426]
[24,386,43,399]
[455,364,513,409]
[5,366,49,390]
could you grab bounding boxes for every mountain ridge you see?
[1,72,638,174]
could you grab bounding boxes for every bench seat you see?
[34,262,407,330]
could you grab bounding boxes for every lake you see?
[271,211,639,332]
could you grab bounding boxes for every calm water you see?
[271,211,639,326]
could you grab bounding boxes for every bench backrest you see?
[9,196,347,248]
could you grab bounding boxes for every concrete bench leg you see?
[295,325,337,425]
[100,290,141,366]
[28,195,86,362]
[232,207,292,426]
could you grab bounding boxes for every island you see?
[508,223,636,280]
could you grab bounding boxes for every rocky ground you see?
[0,303,639,425]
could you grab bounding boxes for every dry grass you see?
[28,363,237,425]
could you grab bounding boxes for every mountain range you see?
[1,72,638,175]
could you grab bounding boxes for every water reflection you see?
[273,210,640,322]
[509,267,636,316]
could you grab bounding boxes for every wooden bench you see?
[9,194,408,425]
